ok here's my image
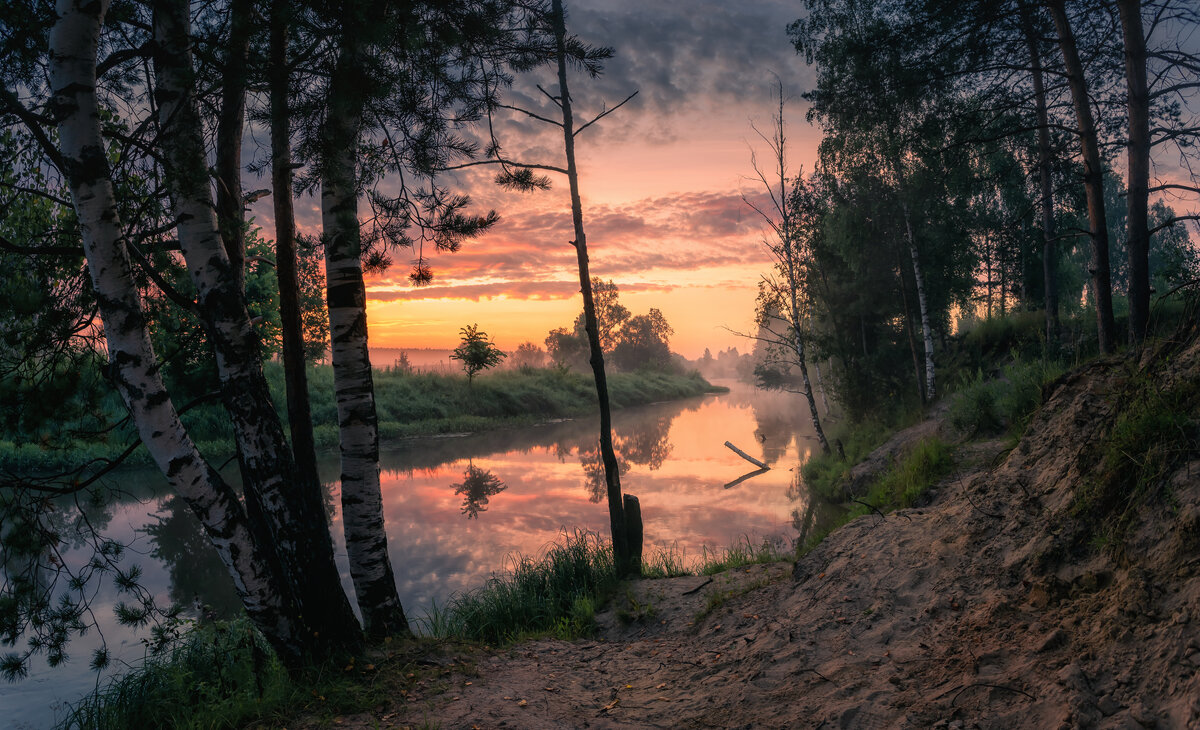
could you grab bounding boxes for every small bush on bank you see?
[948,356,1067,439]
[800,419,897,501]
[866,436,954,510]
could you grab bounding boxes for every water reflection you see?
[7,381,844,729]
[143,496,242,617]
[451,464,507,519]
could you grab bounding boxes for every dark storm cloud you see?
[568,0,810,113]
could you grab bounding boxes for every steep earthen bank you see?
[317,332,1200,729]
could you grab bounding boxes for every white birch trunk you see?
[813,358,831,415]
[153,0,362,652]
[49,0,301,663]
[901,202,936,400]
[321,36,409,637]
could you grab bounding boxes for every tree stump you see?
[623,494,643,576]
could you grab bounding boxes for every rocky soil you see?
[315,333,1200,729]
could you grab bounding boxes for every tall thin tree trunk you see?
[321,19,411,636]
[50,0,304,666]
[897,250,925,402]
[807,305,832,415]
[785,287,830,454]
[813,358,831,415]
[153,0,362,654]
[985,233,994,318]
[1118,0,1151,344]
[270,0,323,508]
[1049,0,1117,354]
[551,0,629,571]
[900,201,936,399]
[215,0,251,294]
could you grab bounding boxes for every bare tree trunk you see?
[1049,0,1117,354]
[1021,1,1060,344]
[215,0,251,294]
[985,233,994,318]
[321,22,411,636]
[153,0,362,654]
[806,305,832,415]
[270,0,323,514]
[786,288,831,454]
[900,202,936,399]
[897,251,925,402]
[551,0,629,571]
[50,0,304,666]
[1118,0,1151,344]
[813,358,831,415]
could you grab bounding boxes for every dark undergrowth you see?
[1071,364,1200,556]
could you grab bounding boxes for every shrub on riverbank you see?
[421,530,619,645]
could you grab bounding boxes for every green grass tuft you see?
[864,436,954,510]
[696,535,792,575]
[417,530,619,645]
[57,619,290,730]
[1072,375,1198,552]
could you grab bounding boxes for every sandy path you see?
[318,338,1200,729]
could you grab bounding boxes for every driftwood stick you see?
[724,441,768,469]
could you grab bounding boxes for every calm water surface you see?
[3,381,835,728]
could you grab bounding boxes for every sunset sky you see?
[259,0,822,359]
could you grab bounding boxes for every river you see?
[2,380,836,728]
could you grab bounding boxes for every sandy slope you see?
[324,336,1200,729]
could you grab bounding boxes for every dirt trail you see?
[326,337,1200,729]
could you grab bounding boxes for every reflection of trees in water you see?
[451,464,507,519]
[579,447,630,503]
[0,480,173,677]
[745,386,822,466]
[615,415,673,469]
[143,496,243,618]
[576,410,674,502]
[792,501,817,548]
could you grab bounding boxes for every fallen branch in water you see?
[724,441,768,469]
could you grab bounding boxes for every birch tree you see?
[45,0,313,666]
[152,0,363,652]
[319,0,411,637]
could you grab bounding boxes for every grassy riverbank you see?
[0,365,723,473]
